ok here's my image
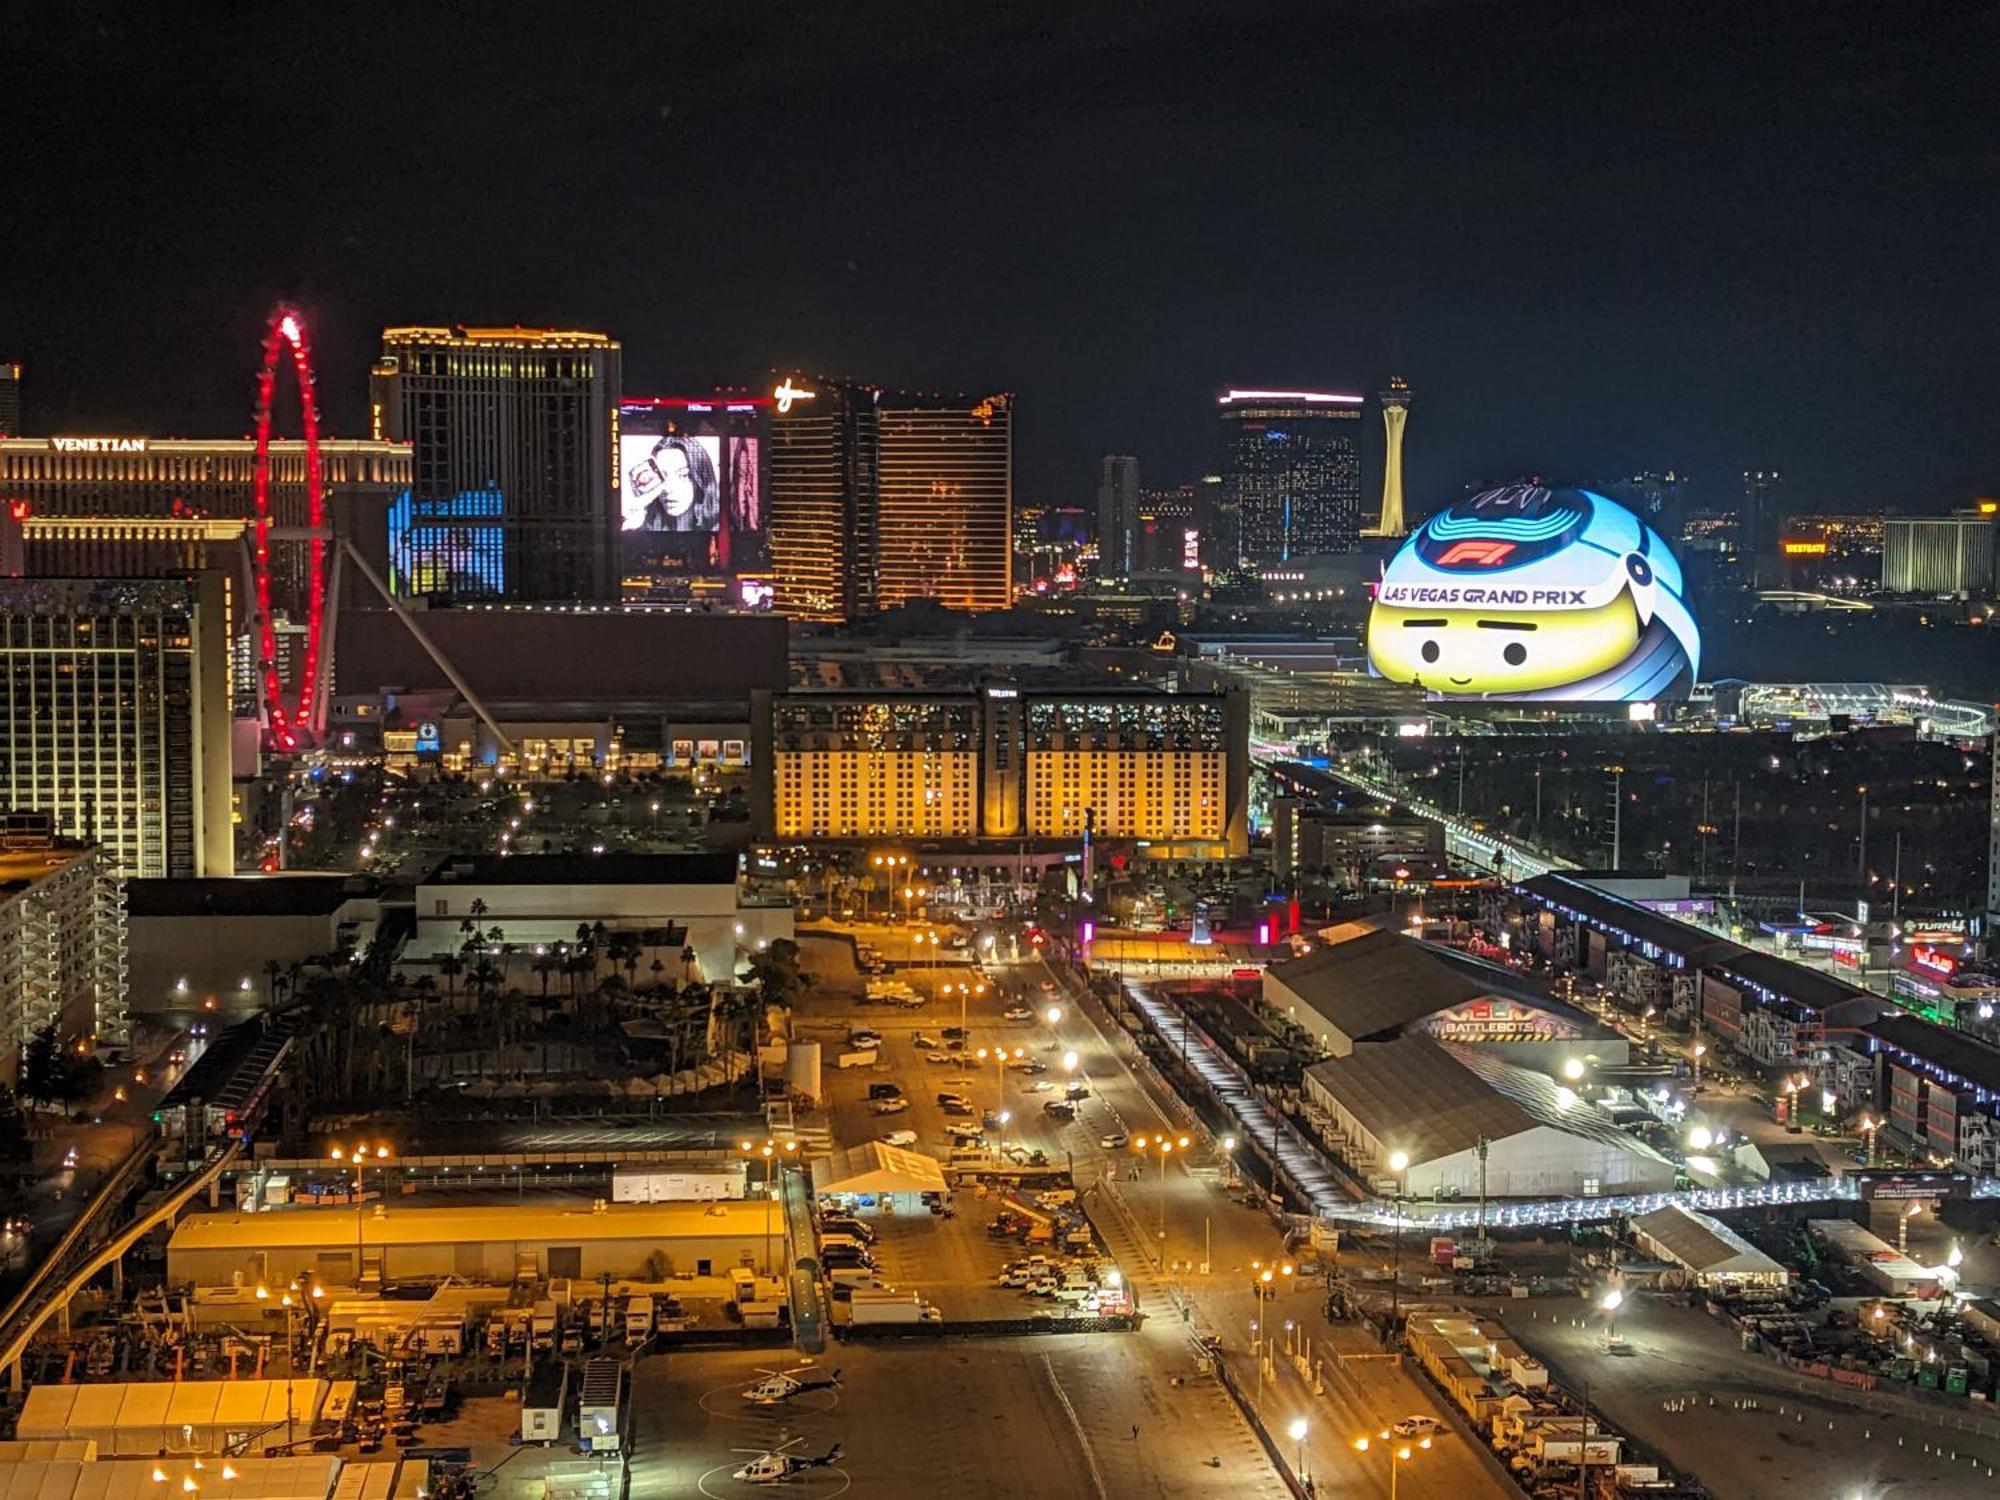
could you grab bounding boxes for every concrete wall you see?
[127,910,360,1018]
[408,880,791,985]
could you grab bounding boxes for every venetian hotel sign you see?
[50,437,149,453]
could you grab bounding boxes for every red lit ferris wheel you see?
[243,303,515,762]
[250,305,327,751]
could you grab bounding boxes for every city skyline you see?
[6,5,1998,517]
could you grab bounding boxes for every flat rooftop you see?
[169,1198,777,1252]
[419,851,739,887]
[127,876,365,919]
[0,842,94,894]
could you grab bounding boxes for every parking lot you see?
[788,934,1135,1324]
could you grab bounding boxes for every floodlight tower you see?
[1376,377,1412,537]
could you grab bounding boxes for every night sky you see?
[10,2,1998,515]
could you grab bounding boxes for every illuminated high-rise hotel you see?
[768,378,1013,622]
[1375,376,1411,537]
[1096,455,1140,576]
[752,685,1249,857]
[0,436,411,615]
[0,575,233,879]
[370,326,621,601]
[1218,388,1364,561]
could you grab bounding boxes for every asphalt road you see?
[629,1340,1286,1500]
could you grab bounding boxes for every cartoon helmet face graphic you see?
[1367,484,1701,701]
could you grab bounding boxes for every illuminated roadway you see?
[1260,754,1573,880]
[1022,955,1515,1500]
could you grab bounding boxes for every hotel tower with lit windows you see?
[371,326,621,601]
[752,686,1249,858]
[767,377,1013,621]
[0,434,411,608]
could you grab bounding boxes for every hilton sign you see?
[50,437,148,453]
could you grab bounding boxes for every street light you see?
[739,1137,798,1278]
[1600,1286,1624,1342]
[1388,1149,1411,1327]
[1287,1417,1309,1484]
[976,1045,1025,1120]
[1691,1041,1708,1089]
[1858,1114,1879,1167]
[1355,1432,1428,1500]
[949,978,988,1040]
[329,1141,391,1286]
[1132,1134,1190,1257]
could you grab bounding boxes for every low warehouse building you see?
[1263,930,1625,1072]
[167,1200,782,1288]
[15,1380,328,1457]
[1807,1217,1941,1298]
[1630,1205,1790,1290]
[0,1455,407,1500]
[1304,1035,1675,1199]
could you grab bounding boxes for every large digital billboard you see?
[619,433,761,533]
[1366,484,1700,703]
[618,398,766,573]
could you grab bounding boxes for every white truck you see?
[624,1294,654,1341]
[836,1047,879,1069]
[848,1293,940,1326]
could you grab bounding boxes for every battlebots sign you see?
[1367,484,1701,702]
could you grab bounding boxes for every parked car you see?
[867,1081,904,1100]
[1001,1006,1033,1021]
[871,1097,911,1115]
[1043,1101,1077,1120]
[879,1130,919,1148]
[849,1030,883,1049]
[1100,1132,1130,1150]
[1391,1416,1440,1439]
[913,1033,939,1049]
[924,1051,956,1066]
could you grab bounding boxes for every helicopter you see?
[730,1438,845,1484]
[742,1364,843,1406]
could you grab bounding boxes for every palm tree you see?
[439,953,463,1005]
[608,931,642,991]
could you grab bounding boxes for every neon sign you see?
[1913,945,1958,977]
[773,380,816,414]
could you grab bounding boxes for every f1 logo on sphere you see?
[1437,540,1517,567]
